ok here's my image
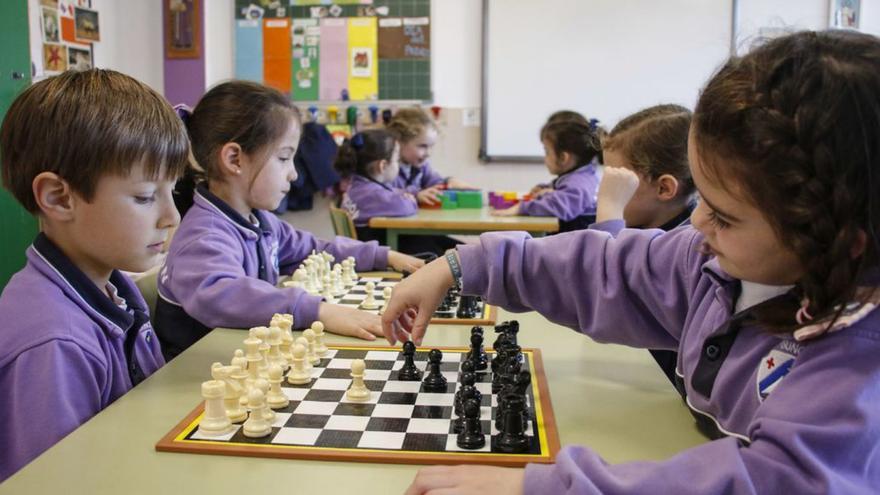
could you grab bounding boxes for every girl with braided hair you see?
[384,30,880,494]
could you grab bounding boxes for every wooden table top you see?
[369,208,559,232]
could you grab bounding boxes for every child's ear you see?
[560,151,575,168]
[32,172,76,222]
[655,174,680,201]
[851,229,868,259]
[219,142,244,176]
[377,159,389,173]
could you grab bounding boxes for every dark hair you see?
[540,119,603,166]
[604,104,694,197]
[334,129,396,178]
[693,30,880,332]
[546,110,590,127]
[0,69,189,213]
[386,107,436,142]
[185,80,301,183]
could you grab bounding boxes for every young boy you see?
[0,69,189,481]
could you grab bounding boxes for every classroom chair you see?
[329,205,358,240]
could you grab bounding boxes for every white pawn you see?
[303,328,320,365]
[321,282,334,303]
[242,389,271,438]
[279,329,294,368]
[266,364,290,409]
[254,378,276,423]
[295,337,313,373]
[266,326,285,369]
[345,359,371,402]
[379,287,393,315]
[198,380,234,436]
[254,326,271,378]
[361,281,379,309]
[286,344,310,384]
[243,334,263,389]
[311,321,328,356]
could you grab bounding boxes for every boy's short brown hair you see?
[0,69,190,213]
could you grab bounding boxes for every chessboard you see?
[333,274,497,326]
[156,344,559,466]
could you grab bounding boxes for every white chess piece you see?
[254,378,276,423]
[198,380,234,436]
[379,287,393,315]
[311,321,328,356]
[266,326,285,369]
[254,327,271,378]
[243,334,263,389]
[266,364,290,409]
[242,389,272,438]
[279,329,293,367]
[286,344,311,384]
[211,362,247,423]
[345,359,371,402]
[321,281,334,303]
[361,281,379,310]
[303,328,320,365]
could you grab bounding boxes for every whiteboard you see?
[481,0,733,161]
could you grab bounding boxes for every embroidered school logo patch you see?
[756,344,798,401]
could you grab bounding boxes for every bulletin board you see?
[34,0,97,77]
[234,0,431,102]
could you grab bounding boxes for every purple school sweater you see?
[457,227,880,494]
[519,163,600,221]
[0,234,164,481]
[392,161,446,195]
[342,175,417,227]
[156,187,389,338]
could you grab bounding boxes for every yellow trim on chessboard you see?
[175,345,551,459]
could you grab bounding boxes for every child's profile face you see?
[69,162,180,280]
[399,127,436,167]
[688,133,803,285]
[246,118,301,211]
[542,138,567,175]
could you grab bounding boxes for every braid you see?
[694,30,880,332]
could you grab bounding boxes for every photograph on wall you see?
[350,47,373,78]
[74,6,100,42]
[41,7,60,43]
[43,43,68,72]
[830,0,860,29]
[166,0,201,58]
[68,46,93,70]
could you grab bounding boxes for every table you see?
[368,208,559,250]
[1,310,707,494]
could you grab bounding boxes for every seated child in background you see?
[594,104,695,236]
[154,81,424,360]
[591,104,694,387]
[494,117,603,233]
[386,107,475,207]
[0,69,188,481]
[528,109,592,199]
[385,30,880,494]
[335,129,418,243]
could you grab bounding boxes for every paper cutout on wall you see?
[236,19,263,82]
[292,18,320,100]
[346,17,378,100]
[263,18,292,93]
[319,18,347,100]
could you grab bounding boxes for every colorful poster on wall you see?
[235,19,263,81]
[346,17,378,100]
[73,6,100,42]
[68,46,93,70]
[292,18,320,100]
[319,18,347,100]
[43,43,68,72]
[41,7,61,43]
[402,17,429,59]
[263,18,292,93]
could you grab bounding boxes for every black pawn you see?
[468,332,489,371]
[453,364,481,434]
[456,398,485,450]
[422,349,448,392]
[492,395,529,453]
[506,321,520,346]
[397,341,422,381]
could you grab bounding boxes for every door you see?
[0,0,38,289]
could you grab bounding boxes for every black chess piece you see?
[492,321,512,350]
[468,332,489,371]
[422,349,448,392]
[397,341,422,381]
[493,353,522,393]
[496,370,530,430]
[456,295,479,318]
[456,398,485,450]
[506,320,520,346]
[491,346,509,392]
[492,394,529,453]
[452,365,481,434]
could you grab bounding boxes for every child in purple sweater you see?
[0,70,188,481]
[154,82,423,359]
[386,31,880,494]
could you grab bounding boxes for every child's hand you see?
[405,465,525,495]
[403,192,418,205]
[596,166,640,223]
[491,203,521,216]
[446,178,476,190]
[317,303,382,341]
[388,251,425,273]
[529,185,551,198]
[417,186,443,206]
[381,256,455,345]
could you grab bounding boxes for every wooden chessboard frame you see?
[156,345,560,467]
